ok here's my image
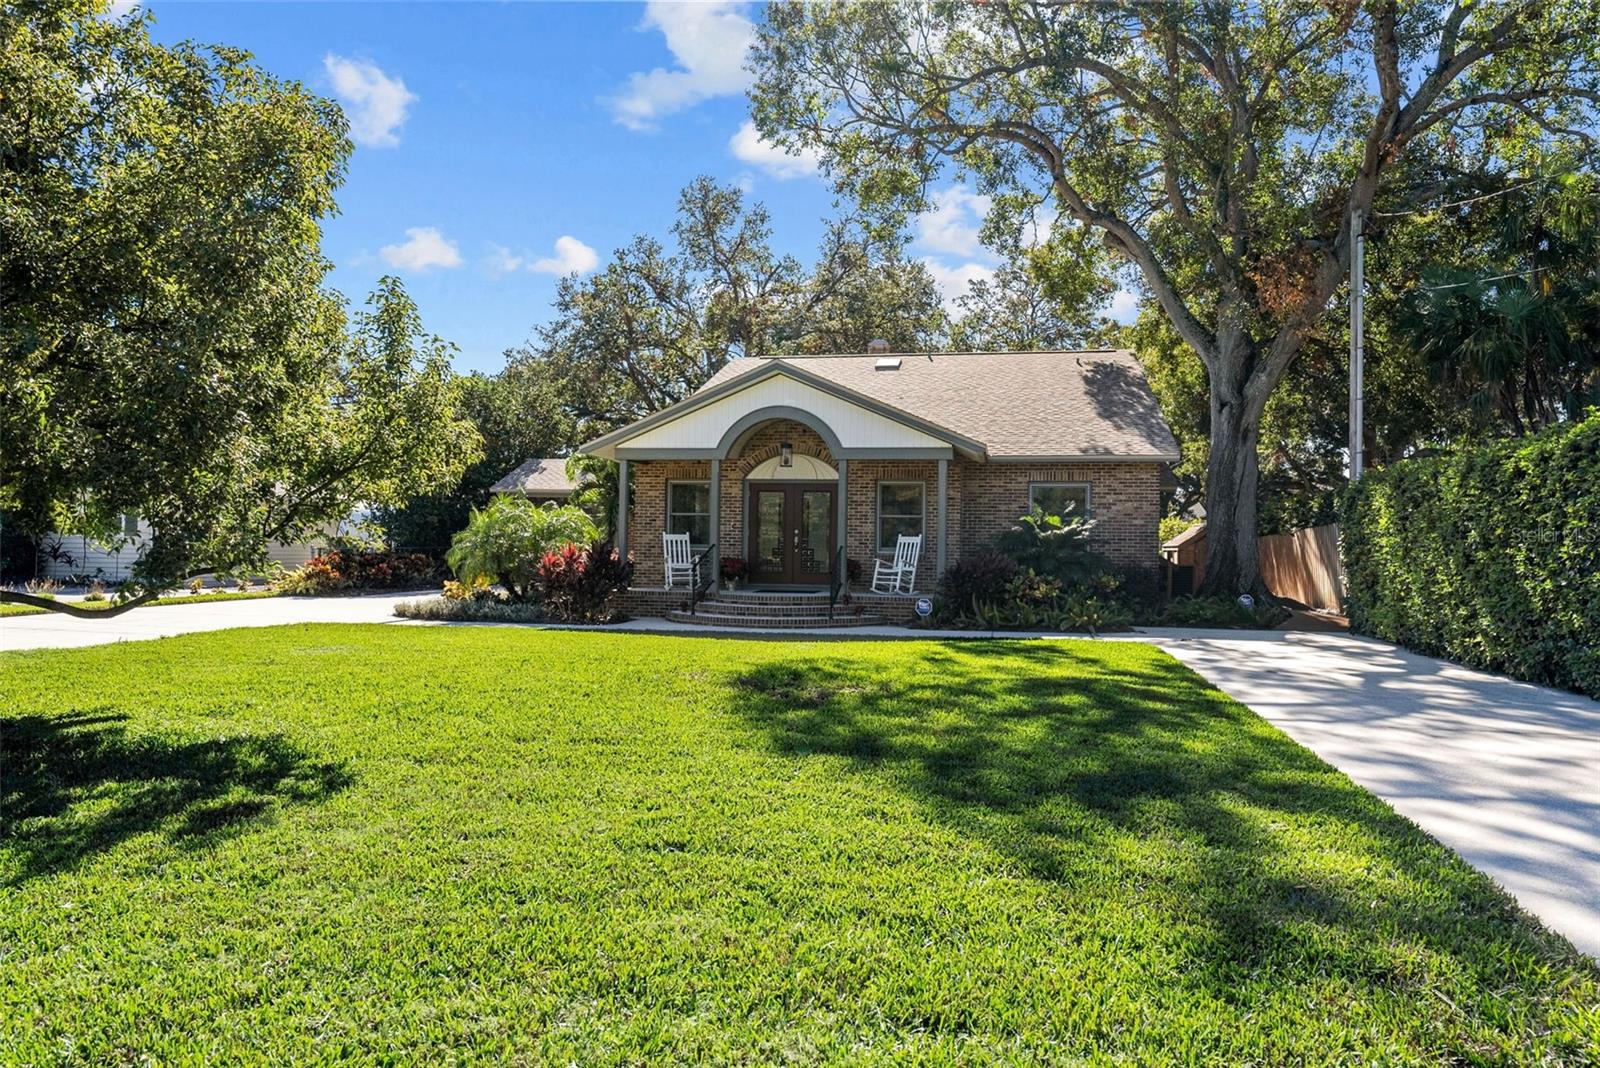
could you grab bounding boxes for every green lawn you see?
[3,627,1595,1063]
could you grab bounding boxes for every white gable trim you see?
[582,361,986,461]
[599,372,969,460]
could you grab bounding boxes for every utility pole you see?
[1349,208,1365,482]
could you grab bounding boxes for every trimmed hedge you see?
[1341,413,1600,698]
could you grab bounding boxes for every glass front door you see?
[746,482,835,585]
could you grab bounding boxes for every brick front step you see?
[676,597,841,618]
[664,609,886,629]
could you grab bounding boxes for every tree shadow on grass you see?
[727,643,1588,1004]
[2,711,352,884]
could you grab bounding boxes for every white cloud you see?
[323,54,417,148]
[609,1,755,130]
[1108,287,1141,323]
[530,236,600,276]
[485,244,525,275]
[380,227,462,271]
[915,186,993,259]
[919,258,994,312]
[728,120,820,180]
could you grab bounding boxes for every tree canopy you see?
[751,0,1600,594]
[520,176,949,436]
[1,2,476,613]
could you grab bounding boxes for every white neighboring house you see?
[37,514,340,584]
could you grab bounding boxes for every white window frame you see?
[875,481,926,553]
[1028,481,1092,519]
[666,480,712,548]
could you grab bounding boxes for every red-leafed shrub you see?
[534,540,635,622]
[278,549,437,594]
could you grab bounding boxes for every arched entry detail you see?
[716,406,844,459]
[744,453,838,480]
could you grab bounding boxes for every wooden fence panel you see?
[1259,523,1345,612]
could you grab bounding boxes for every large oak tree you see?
[1,2,477,614]
[750,0,1600,594]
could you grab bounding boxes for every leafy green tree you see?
[1398,174,1600,433]
[565,454,620,536]
[0,4,477,615]
[524,176,951,435]
[373,364,576,553]
[952,256,1112,353]
[445,497,598,602]
[781,236,947,356]
[750,0,1600,594]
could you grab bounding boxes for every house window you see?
[119,513,139,538]
[1030,483,1091,519]
[667,481,712,546]
[876,481,924,552]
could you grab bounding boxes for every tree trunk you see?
[1198,375,1268,598]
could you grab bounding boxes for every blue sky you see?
[135,2,1133,374]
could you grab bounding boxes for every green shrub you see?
[446,497,599,602]
[1341,412,1600,698]
[937,550,1018,615]
[994,507,1108,585]
[1149,595,1289,629]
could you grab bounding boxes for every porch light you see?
[780,442,793,467]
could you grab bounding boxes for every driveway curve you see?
[1148,629,1600,956]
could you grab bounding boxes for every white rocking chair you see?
[663,532,699,590]
[871,534,923,594]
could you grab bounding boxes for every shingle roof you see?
[696,349,1179,461]
[489,457,580,497]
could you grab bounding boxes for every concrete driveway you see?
[0,592,420,651]
[1149,629,1600,956]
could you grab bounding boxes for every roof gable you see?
[581,349,1180,463]
[581,360,987,460]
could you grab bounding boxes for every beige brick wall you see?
[627,449,1161,591]
[957,461,1163,570]
[630,459,712,587]
[843,460,959,592]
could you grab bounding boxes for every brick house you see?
[573,349,1179,624]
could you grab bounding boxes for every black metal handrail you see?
[828,544,846,620]
[688,543,716,616]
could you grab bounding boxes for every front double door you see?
[747,482,835,586]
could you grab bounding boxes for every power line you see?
[1371,178,1548,219]
[1413,268,1545,292]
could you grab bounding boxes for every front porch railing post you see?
[836,458,848,576]
[616,458,629,556]
[709,458,721,590]
[936,457,948,580]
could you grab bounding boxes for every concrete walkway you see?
[6,601,1595,954]
[0,593,419,651]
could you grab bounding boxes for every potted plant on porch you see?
[720,556,750,590]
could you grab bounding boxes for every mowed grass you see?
[3,627,1596,1064]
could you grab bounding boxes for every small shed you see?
[1160,522,1206,597]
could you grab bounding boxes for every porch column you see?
[936,457,949,578]
[835,458,848,569]
[709,458,721,589]
[615,459,629,556]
